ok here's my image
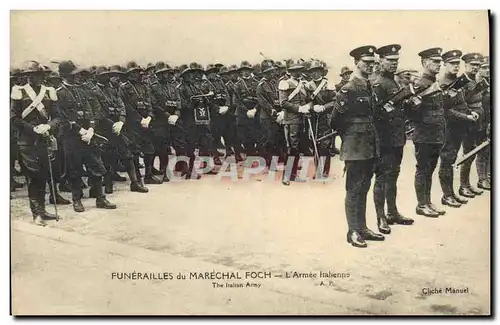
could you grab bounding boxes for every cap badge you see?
[474,54,478,59]
[437,49,441,54]
[453,52,457,56]
[392,47,396,52]
[369,48,374,53]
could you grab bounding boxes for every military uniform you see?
[119,61,162,184]
[278,60,310,184]
[304,61,336,177]
[458,53,487,196]
[372,44,414,232]
[437,50,472,207]
[256,60,284,166]
[10,62,61,224]
[234,61,261,156]
[56,61,116,212]
[330,45,384,248]
[10,69,25,192]
[149,62,189,176]
[476,56,491,188]
[407,48,446,217]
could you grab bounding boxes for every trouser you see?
[218,115,242,155]
[62,137,107,202]
[475,129,490,182]
[260,117,286,165]
[345,159,376,231]
[460,126,481,187]
[283,122,307,179]
[210,114,224,148]
[183,119,219,170]
[237,116,261,156]
[373,146,404,216]
[18,143,49,216]
[439,125,465,197]
[414,143,441,206]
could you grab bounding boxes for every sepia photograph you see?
[9,9,491,315]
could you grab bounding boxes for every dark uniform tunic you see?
[459,73,485,188]
[438,73,473,197]
[11,83,61,216]
[56,81,108,201]
[407,72,445,206]
[331,74,379,231]
[234,76,261,155]
[476,78,491,182]
[372,71,406,216]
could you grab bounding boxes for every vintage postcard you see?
[10,10,491,315]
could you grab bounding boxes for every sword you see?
[453,140,490,168]
[46,135,59,222]
[306,114,321,170]
[316,130,338,142]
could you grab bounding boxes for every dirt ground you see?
[10,143,491,315]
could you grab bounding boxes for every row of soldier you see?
[10,46,491,250]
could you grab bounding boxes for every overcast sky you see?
[11,10,489,80]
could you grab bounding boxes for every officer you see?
[330,45,384,248]
[202,64,232,161]
[176,62,220,178]
[438,50,474,208]
[476,56,490,189]
[10,61,61,225]
[119,61,163,185]
[304,60,336,178]
[372,44,414,234]
[406,48,446,218]
[57,60,117,212]
[93,65,149,193]
[278,60,311,185]
[256,60,283,167]
[234,61,261,158]
[458,53,486,197]
[149,61,190,178]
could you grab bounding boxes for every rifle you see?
[453,139,490,168]
[376,84,416,111]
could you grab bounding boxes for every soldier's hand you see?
[167,115,179,125]
[445,89,458,98]
[218,106,229,115]
[471,112,479,121]
[112,121,124,135]
[276,111,285,124]
[313,105,325,113]
[81,128,94,144]
[247,108,257,119]
[33,124,51,135]
[298,103,311,114]
[140,116,152,128]
[383,102,395,113]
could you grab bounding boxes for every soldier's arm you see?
[278,80,299,113]
[256,84,274,115]
[10,97,37,135]
[145,88,154,118]
[115,93,127,124]
[46,86,61,132]
[56,88,83,135]
[233,83,248,112]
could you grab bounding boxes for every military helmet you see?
[10,68,22,79]
[47,71,62,80]
[125,61,143,74]
[94,66,109,76]
[339,66,353,76]
[228,64,239,73]
[155,61,173,74]
[308,60,324,71]
[287,59,305,71]
[261,60,276,73]
[205,64,219,74]
[252,63,262,75]
[145,62,156,72]
[238,61,253,71]
[107,65,125,75]
[180,62,204,76]
[274,61,286,70]
[58,60,77,76]
[21,61,45,75]
[218,66,229,75]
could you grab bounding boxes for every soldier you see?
[10,61,61,225]
[330,45,384,248]
[304,60,336,178]
[234,61,261,158]
[202,64,234,160]
[143,63,157,85]
[274,61,288,80]
[256,60,282,167]
[176,62,221,178]
[119,61,163,185]
[222,64,244,161]
[10,68,25,192]
[278,60,311,185]
[406,48,446,218]
[149,61,190,178]
[56,60,117,212]
[458,53,486,197]
[438,50,474,208]
[476,56,490,189]
[372,45,415,234]
[335,67,352,92]
[92,65,149,193]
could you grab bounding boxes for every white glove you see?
[247,108,257,119]
[471,111,479,121]
[140,116,152,128]
[218,106,229,115]
[81,128,94,144]
[168,115,179,125]
[298,104,311,114]
[446,89,458,98]
[383,102,395,113]
[276,111,285,124]
[33,124,51,135]
[112,121,124,135]
[313,105,325,113]
[78,128,88,136]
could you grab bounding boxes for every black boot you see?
[144,154,163,184]
[416,205,439,217]
[386,211,414,225]
[130,181,149,193]
[359,228,385,241]
[96,197,117,209]
[104,173,114,194]
[377,215,391,234]
[30,198,46,226]
[477,180,491,191]
[73,200,85,213]
[112,172,127,182]
[49,182,71,205]
[347,230,367,248]
[459,187,476,198]
[428,203,446,216]
[454,194,468,204]
[441,196,461,208]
